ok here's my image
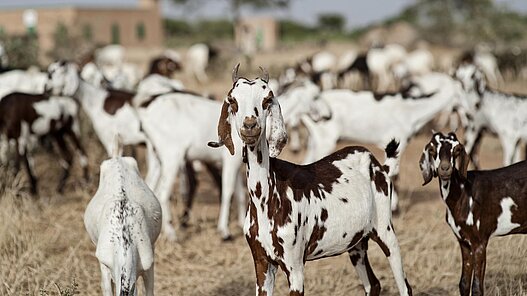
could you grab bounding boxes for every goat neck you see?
[244,134,272,203]
[75,79,108,111]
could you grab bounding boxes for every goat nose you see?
[243,117,257,129]
[440,163,450,171]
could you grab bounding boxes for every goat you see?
[0,92,87,193]
[367,44,407,92]
[392,48,435,83]
[276,79,320,154]
[455,63,527,167]
[47,61,160,187]
[419,132,527,296]
[0,68,48,99]
[186,43,217,83]
[337,53,370,90]
[84,135,161,296]
[134,83,245,241]
[208,65,413,296]
[460,48,503,88]
[300,72,465,210]
[147,55,182,78]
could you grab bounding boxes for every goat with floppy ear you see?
[210,64,413,296]
[420,131,527,296]
[419,132,469,186]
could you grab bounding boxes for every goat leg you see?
[54,134,73,194]
[180,160,198,228]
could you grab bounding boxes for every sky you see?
[1,0,527,29]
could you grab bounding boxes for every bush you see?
[0,32,39,69]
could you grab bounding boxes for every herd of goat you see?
[0,42,526,295]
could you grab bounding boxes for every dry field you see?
[1,44,527,296]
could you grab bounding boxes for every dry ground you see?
[1,43,527,295]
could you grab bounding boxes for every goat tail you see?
[383,138,400,178]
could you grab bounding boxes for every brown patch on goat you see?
[217,101,235,155]
[254,182,262,198]
[370,229,391,257]
[261,91,274,110]
[269,146,368,202]
[103,89,134,115]
[148,56,181,77]
[347,230,365,250]
[305,216,327,260]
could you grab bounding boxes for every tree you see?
[317,13,345,32]
[171,0,291,21]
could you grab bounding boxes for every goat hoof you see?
[222,234,234,242]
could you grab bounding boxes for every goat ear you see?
[419,146,434,186]
[474,70,486,97]
[63,63,80,97]
[456,144,470,179]
[267,95,287,158]
[308,99,332,122]
[208,101,235,155]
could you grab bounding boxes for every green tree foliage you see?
[317,13,345,32]
[171,0,291,20]
[389,0,527,46]
[0,32,39,69]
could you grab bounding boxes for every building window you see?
[83,24,92,41]
[136,22,146,41]
[111,23,120,44]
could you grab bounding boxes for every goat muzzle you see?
[240,117,261,145]
[438,161,452,180]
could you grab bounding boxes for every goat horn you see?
[232,63,240,83]
[431,129,437,134]
[259,66,269,83]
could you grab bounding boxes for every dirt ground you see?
[1,44,527,296]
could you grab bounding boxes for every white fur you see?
[492,197,521,237]
[135,91,245,241]
[456,64,527,166]
[226,76,411,295]
[84,137,161,296]
[186,43,211,83]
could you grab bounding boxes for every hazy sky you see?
[1,0,527,29]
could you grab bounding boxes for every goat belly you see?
[304,172,375,261]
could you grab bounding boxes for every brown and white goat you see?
[209,65,412,296]
[0,92,88,193]
[420,132,527,296]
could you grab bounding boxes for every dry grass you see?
[1,43,527,295]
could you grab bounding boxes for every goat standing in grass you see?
[420,132,527,296]
[209,65,413,296]
[84,135,161,296]
[455,63,527,167]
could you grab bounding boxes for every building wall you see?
[0,1,163,65]
[0,7,77,63]
[76,8,163,48]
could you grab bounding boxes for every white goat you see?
[186,43,212,83]
[455,63,527,166]
[367,44,406,91]
[0,68,48,99]
[84,135,161,296]
[208,65,413,295]
[46,61,159,186]
[301,73,464,211]
[392,48,435,81]
[134,87,245,241]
